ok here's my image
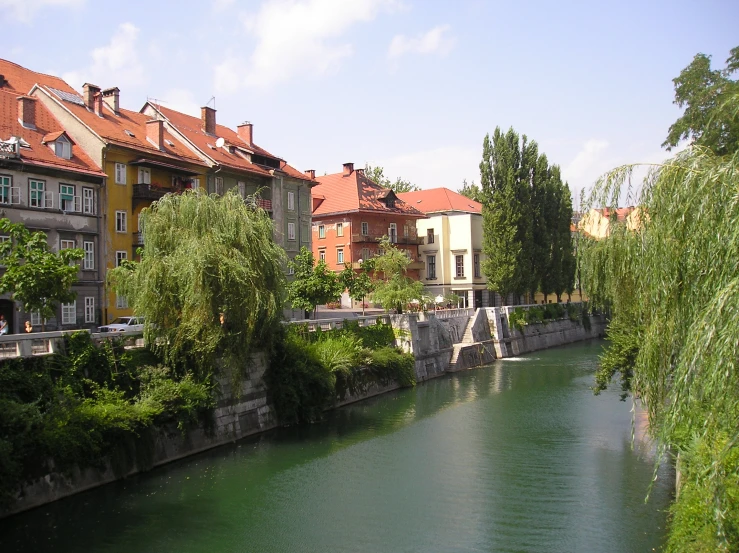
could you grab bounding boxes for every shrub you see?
[368,347,416,388]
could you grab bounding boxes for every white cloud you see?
[0,0,84,23]
[563,139,610,182]
[214,0,399,93]
[62,23,145,91]
[157,88,201,117]
[388,25,455,59]
[369,145,480,190]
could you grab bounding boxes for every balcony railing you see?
[247,198,272,211]
[351,233,424,245]
[134,232,144,245]
[132,183,170,201]
[0,142,19,159]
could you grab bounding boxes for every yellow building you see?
[32,82,208,322]
[578,206,642,239]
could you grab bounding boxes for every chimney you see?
[304,169,316,179]
[237,121,253,145]
[17,95,36,128]
[356,168,365,176]
[146,119,164,150]
[201,106,216,135]
[82,83,101,110]
[93,92,104,117]
[102,87,120,114]
[343,162,354,176]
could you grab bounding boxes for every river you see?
[0,340,672,553]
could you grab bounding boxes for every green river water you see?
[0,340,672,552]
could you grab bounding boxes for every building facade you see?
[313,163,426,307]
[397,188,496,308]
[0,62,106,331]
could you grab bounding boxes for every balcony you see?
[133,232,144,245]
[0,142,20,159]
[132,183,170,202]
[351,233,424,245]
[246,198,272,211]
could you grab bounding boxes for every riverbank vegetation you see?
[579,47,739,553]
[266,320,415,424]
[0,333,212,507]
[507,302,588,332]
[479,128,575,303]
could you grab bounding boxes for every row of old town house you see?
[0,58,508,333]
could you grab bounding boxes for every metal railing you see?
[351,234,424,245]
[0,141,19,158]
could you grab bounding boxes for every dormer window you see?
[54,135,71,159]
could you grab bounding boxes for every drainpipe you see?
[101,148,108,325]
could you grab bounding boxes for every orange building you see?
[312,163,427,306]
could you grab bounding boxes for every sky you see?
[1,0,737,208]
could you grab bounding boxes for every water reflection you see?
[0,340,671,553]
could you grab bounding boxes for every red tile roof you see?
[0,58,206,169]
[397,188,482,214]
[313,169,426,218]
[147,104,313,182]
[0,88,104,177]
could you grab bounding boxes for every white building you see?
[398,188,501,308]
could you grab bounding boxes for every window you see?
[115,250,127,267]
[237,181,246,198]
[83,241,94,270]
[336,222,343,237]
[361,247,370,260]
[116,295,128,309]
[61,302,76,325]
[84,297,95,324]
[215,177,224,195]
[319,250,326,262]
[115,163,126,184]
[337,248,344,264]
[427,228,435,244]
[60,239,76,251]
[82,187,94,214]
[287,222,296,240]
[287,259,295,275]
[29,179,45,208]
[388,223,397,244]
[0,175,16,205]
[455,255,465,277]
[318,225,325,239]
[54,136,71,159]
[427,255,437,279]
[287,191,295,211]
[115,211,127,233]
[191,178,200,190]
[474,253,481,278]
[59,184,75,211]
[361,221,369,235]
[301,223,309,242]
[137,167,151,184]
[30,311,42,327]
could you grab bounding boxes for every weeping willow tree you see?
[108,190,286,378]
[579,138,739,551]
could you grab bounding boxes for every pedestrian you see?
[0,315,8,335]
[24,320,33,333]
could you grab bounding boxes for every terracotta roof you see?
[597,207,635,221]
[313,169,426,218]
[147,104,313,181]
[0,88,104,177]
[39,89,207,166]
[0,58,78,97]
[397,188,482,214]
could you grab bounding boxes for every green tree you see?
[0,219,83,329]
[287,247,343,319]
[364,164,420,193]
[579,90,739,551]
[108,190,286,375]
[479,127,531,302]
[458,179,483,203]
[371,237,423,313]
[663,46,739,155]
[341,258,375,315]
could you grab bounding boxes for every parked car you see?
[98,317,145,333]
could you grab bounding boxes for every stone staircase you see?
[448,315,476,369]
